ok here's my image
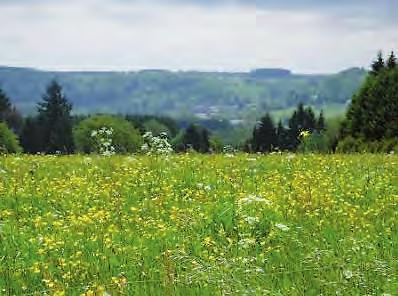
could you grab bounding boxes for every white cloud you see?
[0,0,396,73]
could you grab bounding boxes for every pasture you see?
[0,154,397,295]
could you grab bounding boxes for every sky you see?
[0,0,396,73]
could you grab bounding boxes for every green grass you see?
[0,154,397,295]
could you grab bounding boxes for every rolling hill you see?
[0,66,366,121]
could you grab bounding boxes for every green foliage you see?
[0,122,21,153]
[73,115,143,154]
[0,88,11,118]
[387,51,397,70]
[125,115,179,137]
[37,80,74,153]
[178,124,210,153]
[248,104,328,153]
[341,52,398,146]
[370,51,385,75]
[142,119,171,137]
[0,88,23,134]
[20,117,44,154]
[336,136,398,153]
[298,132,330,153]
[209,136,224,153]
[251,113,277,152]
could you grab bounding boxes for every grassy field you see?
[0,154,397,295]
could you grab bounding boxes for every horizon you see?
[0,0,396,73]
[0,64,367,75]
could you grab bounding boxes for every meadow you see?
[0,154,397,295]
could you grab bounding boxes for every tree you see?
[0,88,23,134]
[341,62,398,142]
[252,113,277,153]
[179,124,210,153]
[20,117,45,153]
[387,51,397,70]
[0,122,21,153]
[200,128,211,153]
[73,115,143,154]
[276,120,289,151]
[317,109,326,132]
[370,51,385,75]
[37,80,74,153]
[0,88,11,120]
[142,119,171,137]
[304,107,317,132]
[287,103,317,150]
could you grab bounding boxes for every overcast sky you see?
[0,0,396,73]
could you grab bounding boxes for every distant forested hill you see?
[0,66,366,120]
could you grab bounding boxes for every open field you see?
[0,154,397,295]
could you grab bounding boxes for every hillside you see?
[0,66,366,121]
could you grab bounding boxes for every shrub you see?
[0,122,21,153]
[73,115,143,154]
[336,136,398,153]
[298,132,330,153]
[336,136,363,153]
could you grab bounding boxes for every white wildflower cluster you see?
[275,223,290,231]
[141,132,173,155]
[90,127,115,156]
[223,145,237,154]
[238,195,272,206]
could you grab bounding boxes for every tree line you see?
[0,51,397,154]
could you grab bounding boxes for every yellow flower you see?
[299,130,311,138]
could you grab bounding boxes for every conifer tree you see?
[0,88,11,122]
[252,113,277,152]
[21,117,44,153]
[316,109,326,132]
[37,80,74,153]
[200,128,210,153]
[304,106,317,132]
[276,120,289,151]
[387,51,397,70]
[370,51,385,75]
[182,124,210,153]
[341,56,398,141]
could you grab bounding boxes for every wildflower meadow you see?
[0,154,397,295]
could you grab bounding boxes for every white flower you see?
[238,238,256,248]
[343,269,353,280]
[286,154,296,161]
[275,223,289,231]
[239,195,272,205]
[244,216,259,225]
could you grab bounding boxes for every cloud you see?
[0,0,396,73]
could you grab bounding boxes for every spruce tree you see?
[0,88,11,122]
[21,117,44,153]
[200,128,210,153]
[304,106,317,132]
[182,124,210,153]
[387,51,397,70]
[342,61,398,141]
[370,51,385,75]
[316,109,326,132]
[37,80,74,154]
[276,120,289,151]
[252,113,277,152]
